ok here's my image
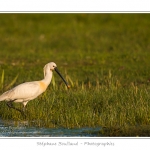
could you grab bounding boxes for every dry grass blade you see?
[5,74,19,90]
[0,70,4,90]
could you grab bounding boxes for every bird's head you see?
[44,62,70,89]
[48,62,57,71]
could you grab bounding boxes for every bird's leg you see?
[23,106,26,112]
[22,101,28,116]
[7,101,14,108]
[6,101,22,113]
[6,101,26,117]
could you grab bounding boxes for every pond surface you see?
[0,119,102,137]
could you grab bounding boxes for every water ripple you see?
[0,119,102,137]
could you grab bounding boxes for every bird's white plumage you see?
[0,62,57,108]
[1,82,42,103]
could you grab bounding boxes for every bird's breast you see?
[39,81,47,91]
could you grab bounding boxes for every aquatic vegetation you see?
[0,72,150,129]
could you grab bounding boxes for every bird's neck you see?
[42,69,53,86]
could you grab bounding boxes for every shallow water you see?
[0,119,102,137]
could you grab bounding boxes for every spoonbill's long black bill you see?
[54,67,70,88]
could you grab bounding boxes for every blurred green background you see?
[0,14,150,86]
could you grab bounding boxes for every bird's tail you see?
[0,93,8,101]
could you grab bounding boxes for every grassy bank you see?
[0,14,150,135]
[0,71,150,130]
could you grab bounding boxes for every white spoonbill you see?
[0,62,70,115]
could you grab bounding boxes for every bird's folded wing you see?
[1,81,40,100]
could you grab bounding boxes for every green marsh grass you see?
[0,14,150,135]
[0,71,150,130]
